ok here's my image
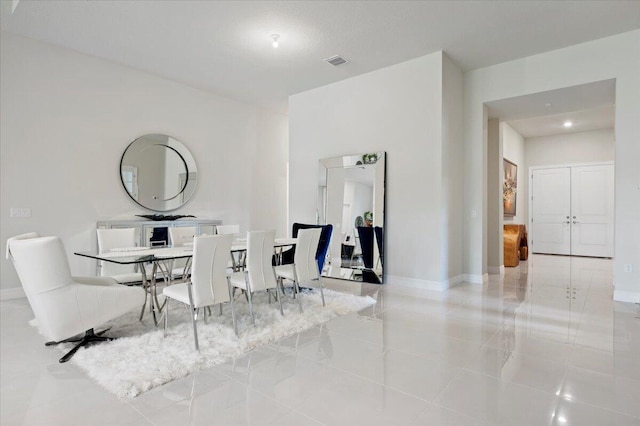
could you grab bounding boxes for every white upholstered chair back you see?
[6,232,40,262]
[96,228,137,277]
[216,224,240,235]
[169,226,197,247]
[294,228,322,282]
[245,230,277,292]
[190,234,234,307]
[9,236,84,341]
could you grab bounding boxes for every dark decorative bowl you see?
[136,214,196,221]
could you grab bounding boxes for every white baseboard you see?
[613,290,640,304]
[487,266,505,276]
[462,273,488,284]
[1,287,25,301]
[385,274,463,291]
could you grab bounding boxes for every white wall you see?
[526,128,615,167]
[463,30,640,302]
[441,54,465,282]
[487,119,502,271]
[290,52,464,288]
[501,122,526,225]
[0,33,288,294]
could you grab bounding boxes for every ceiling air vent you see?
[324,55,349,67]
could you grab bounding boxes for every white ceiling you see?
[487,79,616,138]
[506,106,615,138]
[1,1,639,114]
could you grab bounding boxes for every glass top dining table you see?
[74,237,298,263]
[74,237,297,325]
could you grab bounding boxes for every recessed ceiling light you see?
[545,103,552,107]
[563,121,573,128]
[271,34,280,48]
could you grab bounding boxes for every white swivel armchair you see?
[6,233,145,363]
[228,230,283,327]
[163,234,236,350]
[274,228,325,312]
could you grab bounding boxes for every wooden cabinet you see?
[504,224,528,267]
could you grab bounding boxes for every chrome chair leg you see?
[186,282,199,351]
[319,281,326,307]
[163,298,169,337]
[227,277,239,336]
[294,280,303,313]
[190,307,199,351]
[275,283,284,316]
[245,278,255,326]
[291,268,304,312]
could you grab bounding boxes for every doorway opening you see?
[484,79,616,272]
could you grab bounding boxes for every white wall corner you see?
[1,286,25,301]
[613,289,640,304]
[488,265,505,276]
[462,274,482,284]
[386,274,462,291]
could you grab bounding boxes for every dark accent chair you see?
[280,223,333,272]
[356,226,375,269]
[374,226,384,267]
[150,227,169,246]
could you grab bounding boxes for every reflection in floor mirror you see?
[318,152,385,284]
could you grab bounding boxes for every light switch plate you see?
[10,208,31,218]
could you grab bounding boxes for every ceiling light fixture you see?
[563,121,573,128]
[271,34,280,48]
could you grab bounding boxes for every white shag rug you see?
[33,289,375,398]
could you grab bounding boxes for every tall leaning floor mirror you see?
[318,152,386,284]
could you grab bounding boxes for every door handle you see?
[572,220,579,224]
[564,220,570,224]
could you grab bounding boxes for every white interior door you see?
[531,164,614,258]
[570,164,614,257]
[531,167,571,255]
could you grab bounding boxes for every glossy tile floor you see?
[1,254,639,425]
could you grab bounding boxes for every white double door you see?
[531,164,614,257]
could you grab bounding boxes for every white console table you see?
[97,218,223,247]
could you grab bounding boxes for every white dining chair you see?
[168,226,197,279]
[162,234,236,350]
[7,233,145,363]
[274,227,325,312]
[97,228,146,284]
[228,230,282,327]
[169,226,197,246]
[216,224,243,270]
[215,224,240,235]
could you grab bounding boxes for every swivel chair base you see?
[45,328,113,363]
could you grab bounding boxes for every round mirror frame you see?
[120,134,198,212]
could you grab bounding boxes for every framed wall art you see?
[503,158,517,216]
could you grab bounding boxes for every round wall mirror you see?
[120,134,198,212]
